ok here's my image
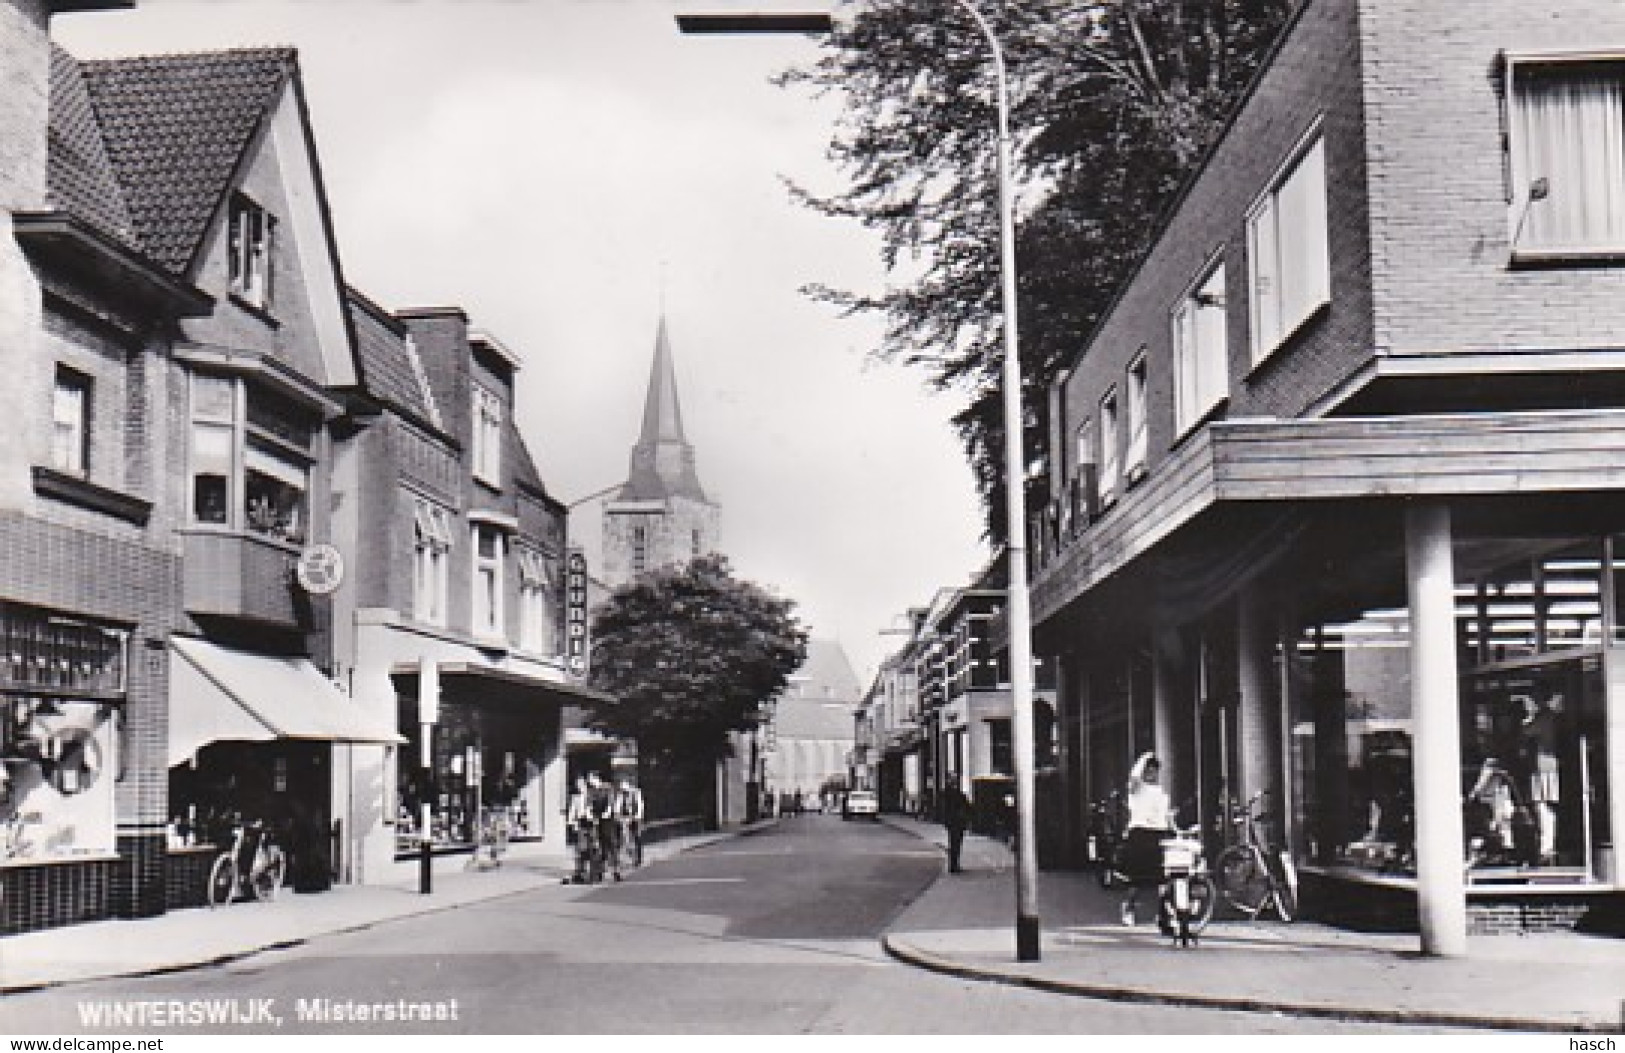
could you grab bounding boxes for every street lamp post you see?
[679,1,1041,961]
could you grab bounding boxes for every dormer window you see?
[228,194,275,312]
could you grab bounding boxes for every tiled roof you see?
[46,45,137,247]
[78,47,292,276]
[346,289,435,424]
[509,422,548,497]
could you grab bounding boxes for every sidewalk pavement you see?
[0,821,775,996]
[879,815,1625,1034]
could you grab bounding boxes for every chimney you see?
[0,0,129,510]
[0,0,54,212]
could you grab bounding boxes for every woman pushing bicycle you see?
[1117,751,1175,926]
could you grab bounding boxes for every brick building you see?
[0,0,407,933]
[0,0,599,930]
[1030,0,1625,951]
[340,297,602,883]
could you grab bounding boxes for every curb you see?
[874,815,1610,1035]
[0,875,558,999]
[878,932,1608,1034]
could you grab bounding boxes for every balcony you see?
[182,529,304,627]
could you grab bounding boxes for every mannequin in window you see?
[1520,692,1562,865]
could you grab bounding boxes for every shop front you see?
[1045,496,1625,937]
[1284,523,1622,929]
[165,636,402,906]
[388,661,597,865]
[0,605,127,933]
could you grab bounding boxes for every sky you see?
[56,0,988,684]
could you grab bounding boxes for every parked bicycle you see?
[1157,825,1216,947]
[207,818,286,906]
[565,814,606,885]
[1215,790,1297,922]
[1089,791,1126,888]
[466,808,510,872]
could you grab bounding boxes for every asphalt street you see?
[0,815,1459,1035]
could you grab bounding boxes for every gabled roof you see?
[77,47,293,277]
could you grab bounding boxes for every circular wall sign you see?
[296,544,345,595]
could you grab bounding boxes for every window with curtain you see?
[1172,264,1229,433]
[1247,134,1330,362]
[1509,60,1625,255]
[1098,389,1121,504]
[516,546,557,655]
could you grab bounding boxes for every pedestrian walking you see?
[941,777,972,874]
[585,771,621,881]
[613,773,645,869]
[563,775,591,884]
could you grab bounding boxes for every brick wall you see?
[1060,0,1373,480]
[0,0,49,213]
[1059,0,1625,476]
[1358,0,1625,357]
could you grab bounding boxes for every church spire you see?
[637,315,688,447]
[618,315,709,504]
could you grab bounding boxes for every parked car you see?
[842,789,879,821]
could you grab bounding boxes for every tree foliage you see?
[586,554,809,766]
[782,0,1294,543]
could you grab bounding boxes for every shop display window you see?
[1461,663,1609,878]
[1,697,117,862]
[394,698,548,855]
[1287,607,1415,875]
[1457,538,1612,882]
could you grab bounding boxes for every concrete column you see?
[541,721,568,856]
[1406,503,1467,957]
[1237,586,1276,804]
[1151,630,1179,804]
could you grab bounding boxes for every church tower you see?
[601,316,721,587]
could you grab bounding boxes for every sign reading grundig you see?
[566,549,589,675]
